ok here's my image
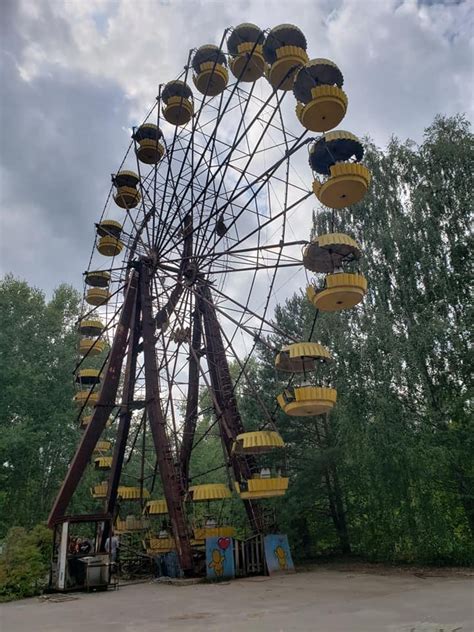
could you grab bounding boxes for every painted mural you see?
[264,534,295,575]
[206,536,235,580]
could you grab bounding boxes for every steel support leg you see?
[140,260,193,573]
[179,308,202,488]
[48,271,139,527]
[101,288,141,546]
[198,283,265,533]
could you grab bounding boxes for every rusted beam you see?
[179,308,202,488]
[140,260,193,573]
[50,513,112,526]
[47,271,139,528]
[101,287,141,546]
[198,283,265,533]
[155,283,184,329]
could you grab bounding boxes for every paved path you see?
[2,568,473,631]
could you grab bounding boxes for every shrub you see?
[0,524,52,601]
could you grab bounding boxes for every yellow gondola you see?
[227,23,265,82]
[75,368,101,386]
[81,414,111,429]
[307,272,367,311]
[80,414,93,428]
[294,59,347,132]
[79,338,106,357]
[277,385,337,416]
[275,342,332,372]
[93,440,111,452]
[113,187,141,209]
[170,327,190,344]
[309,131,371,208]
[113,170,141,209]
[188,483,231,501]
[118,486,150,500]
[84,270,110,288]
[91,483,108,499]
[303,233,361,273]
[144,499,168,515]
[78,319,104,337]
[263,24,308,90]
[232,430,285,454]
[234,476,289,499]
[313,163,371,209]
[94,456,112,470]
[85,287,110,306]
[96,220,123,257]
[133,123,165,164]
[97,235,124,256]
[115,516,150,533]
[146,536,175,553]
[73,390,100,407]
[192,45,228,96]
[113,170,139,188]
[97,219,122,239]
[162,81,194,126]
[192,526,236,543]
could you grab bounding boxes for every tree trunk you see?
[314,417,352,555]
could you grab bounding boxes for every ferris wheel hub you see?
[183,261,199,284]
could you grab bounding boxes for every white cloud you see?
[15,0,472,139]
[1,0,472,304]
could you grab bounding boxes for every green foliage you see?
[0,524,52,601]
[0,276,83,534]
[259,115,473,564]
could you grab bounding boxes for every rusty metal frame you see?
[140,259,193,572]
[179,307,202,488]
[48,271,139,528]
[101,282,141,545]
[198,282,264,533]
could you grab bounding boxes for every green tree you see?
[258,115,473,563]
[0,276,82,533]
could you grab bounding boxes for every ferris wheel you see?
[48,22,371,576]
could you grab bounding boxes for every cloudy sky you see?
[0,0,472,298]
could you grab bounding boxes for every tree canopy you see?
[257,115,473,563]
[0,276,81,533]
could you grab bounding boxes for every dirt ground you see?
[1,564,473,632]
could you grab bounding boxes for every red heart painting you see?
[217,537,231,550]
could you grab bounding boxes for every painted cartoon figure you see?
[274,545,288,570]
[208,548,225,577]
